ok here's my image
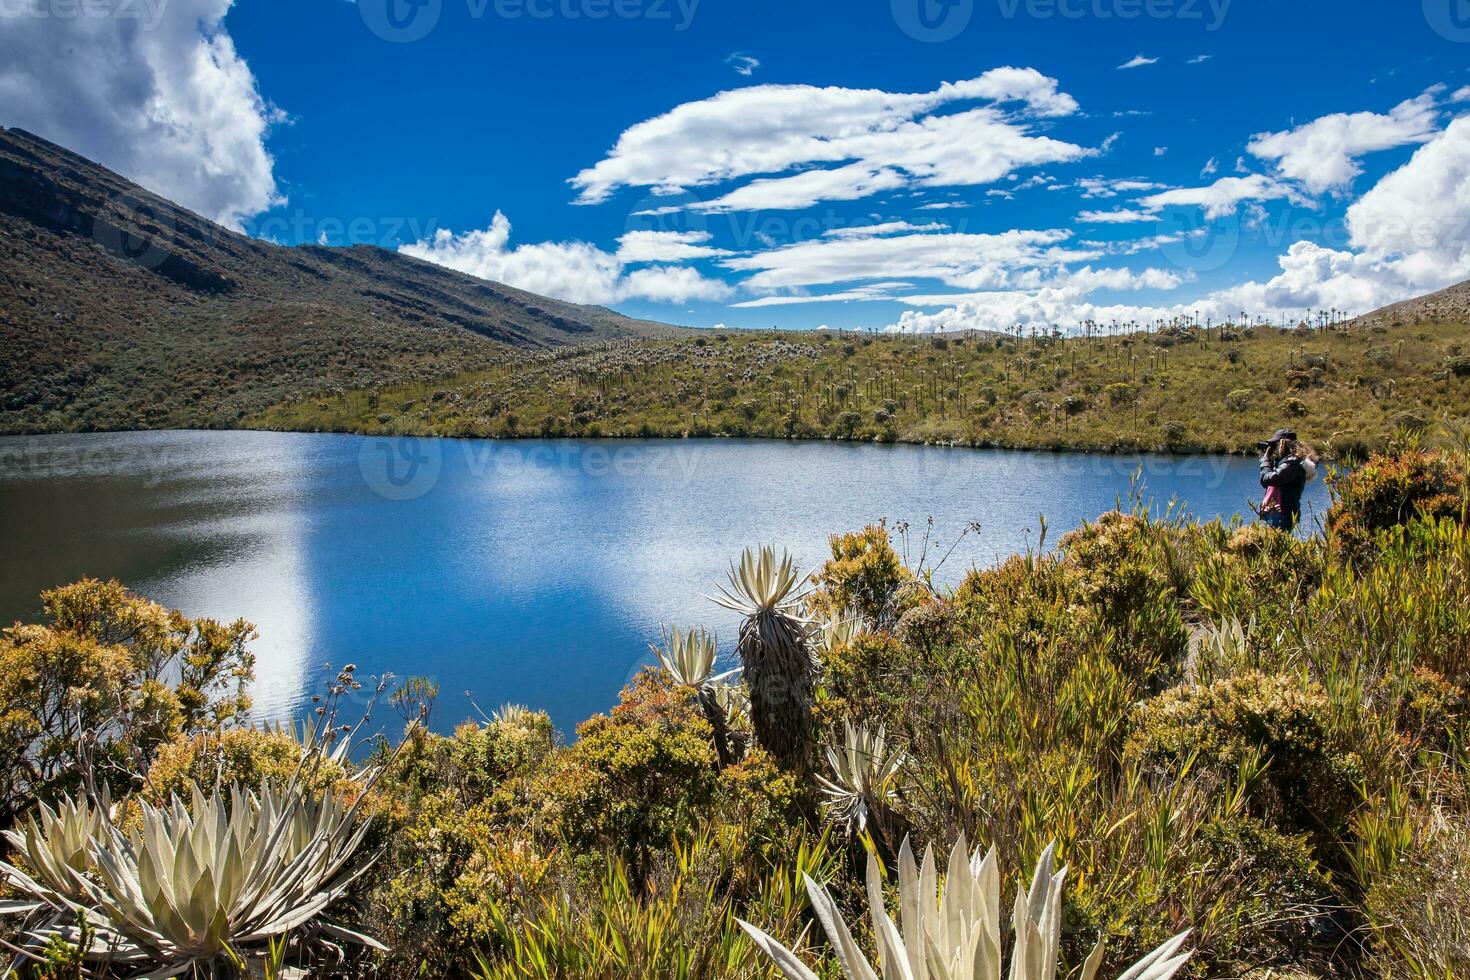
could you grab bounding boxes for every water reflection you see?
[0,432,1330,734]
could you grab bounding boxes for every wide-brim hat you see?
[1269,429,1298,442]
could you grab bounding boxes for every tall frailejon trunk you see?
[739,608,815,776]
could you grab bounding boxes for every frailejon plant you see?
[0,781,383,976]
[655,625,743,767]
[816,721,905,837]
[710,547,818,775]
[739,835,1192,980]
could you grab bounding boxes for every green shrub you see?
[1197,816,1336,966]
[1127,671,1363,837]
[143,727,353,805]
[808,525,915,628]
[539,672,719,874]
[1327,450,1466,559]
[0,579,255,823]
[1393,667,1468,753]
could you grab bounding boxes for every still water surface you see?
[0,431,1330,734]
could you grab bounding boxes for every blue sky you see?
[2,0,1468,332]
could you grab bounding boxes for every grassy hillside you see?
[0,128,677,434]
[255,318,1470,458]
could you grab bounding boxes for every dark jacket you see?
[1260,453,1308,528]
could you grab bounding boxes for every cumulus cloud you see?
[731,283,911,308]
[1139,174,1304,219]
[1246,90,1442,194]
[615,230,733,263]
[823,221,948,238]
[0,0,282,229]
[888,117,1470,334]
[1078,209,1157,224]
[720,228,1085,294]
[899,266,1183,305]
[1345,115,1470,286]
[401,212,732,305]
[1075,177,1168,199]
[569,68,1088,210]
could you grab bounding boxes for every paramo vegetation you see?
[1,439,1469,979]
[256,319,1470,460]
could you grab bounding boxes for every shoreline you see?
[0,422,1294,461]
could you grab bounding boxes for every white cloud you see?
[401,212,732,305]
[822,221,948,238]
[0,0,282,229]
[726,53,760,77]
[569,68,1088,211]
[1201,157,1219,176]
[731,283,909,307]
[1188,54,1214,65]
[616,230,732,263]
[1139,174,1303,219]
[1345,115,1470,286]
[1154,146,1169,157]
[1117,54,1159,70]
[1078,209,1157,224]
[693,163,908,213]
[888,117,1470,334]
[1454,86,1470,103]
[1075,177,1167,199]
[1246,90,1442,194]
[900,266,1182,305]
[916,201,970,210]
[721,227,1094,295]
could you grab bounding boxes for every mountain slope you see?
[1350,277,1470,330]
[0,128,678,433]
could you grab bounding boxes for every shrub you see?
[539,671,719,875]
[1225,388,1254,412]
[1199,816,1336,966]
[0,579,255,823]
[1393,667,1468,753]
[1127,672,1362,838]
[894,598,953,653]
[1326,450,1466,558]
[143,727,353,805]
[817,630,913,727]
[1058,513,1190,677]
[808,525,915,628]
